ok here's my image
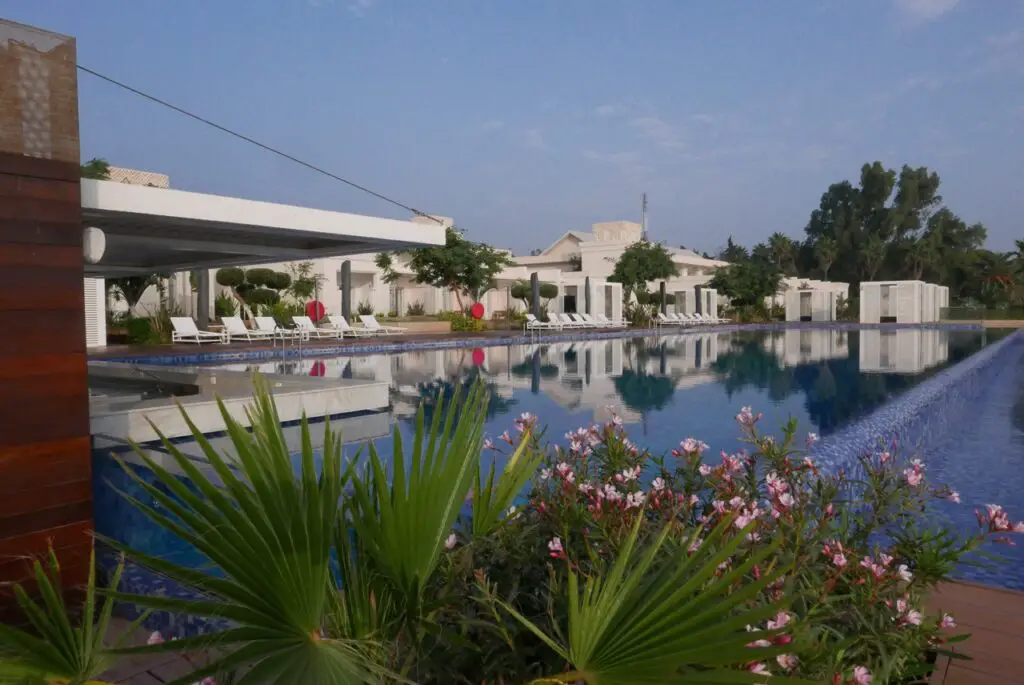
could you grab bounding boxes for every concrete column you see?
[695,285,704,315]
[584,276,592,314]
[340,260,352,321]
[530,272,540,318]
[196,269,211,328]
[659,282,667,315]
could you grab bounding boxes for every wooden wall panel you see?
[0,150,91,589]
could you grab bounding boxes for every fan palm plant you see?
[496,515,813,684]
[0,549,143,685]
[100,377,386,685]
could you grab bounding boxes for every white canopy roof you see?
[80,180,445,277]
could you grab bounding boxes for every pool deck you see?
[928,581,1024,684]
[92,580,1024,684]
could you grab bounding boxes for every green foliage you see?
[406,301,426,316]
[267,271,292,291]
[376,227,514,311]
[124,316,156,345]
[448,312,487,331]
[107,276,158,312]
[244,288,280,307]
[214,291,238,317]
[717,236,749,263]
[80,157,111,180]
[567,253,583,271]
[357,300,374,315]
[285,261,320,301]
[608,240,680,302]
[0,548,145,685]
[510,280,559,308]
[244,268,277,288]
[708,260,783,308]
[257,300,305,327]
[215,267,246,288]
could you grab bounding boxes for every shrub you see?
[357,299,374,315]
[214,292,238,317]
[244,288,280,307]
[386,309,399,319]
[215,267,245,288]
[448,312,486,332]
[406,301,426,316]
[124,316,155,345]
[257,300,304,327]
[244,268,276,288]
[27,386,1019,684]
[267,271,292,291]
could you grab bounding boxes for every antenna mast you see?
[641,192,648,241]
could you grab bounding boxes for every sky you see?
[3,0,1022,255]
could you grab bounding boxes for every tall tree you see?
[717,236,749,264]
[707,260,782,309]
[859,234,887,281]
[767,232,799,274]
[608,240,680,302]
[375,227,513,312]
[813,236,838,280]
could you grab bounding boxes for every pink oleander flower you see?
[564,471,576,484]
[201,679,216,685]
[689,493,699,506]
[578,482,594,495]
[625,491,646,509]
[147,631,164,646]
[903,609,923,626]
[698,464,714,476]
[688,535,704,553]
[947,490,961,504]
[941,613,956,628]
[721,452,744,473]
[500,431,513,445]
[859,556,885,579]
[444,533,457,550]
[896,598,908,614]
[539,468,551,481]
[766,611,791,630]
[615,466,641,483]
[879,553,893,567]
[681,437,709,454]
[547,537,564,558]
[748,662,770,676]
[806,432,819,445]
[832,553,847,568]
[736,405,761,427]
[611,415,624,427]
[712,499,726,514]
[766,472,788,495]
[483,438,495,450]
[602,484,622,502]
[903,459,925,487]
[897,564,913,582]
[777,492,795,509]
[978,504,1024,536]
[651,477,665,492]
[556,462,571,475]
[853,665,872,685]
[776,654,798,671]
[879,451,892,464]
[514,412,536,432]
[729,496,745,509]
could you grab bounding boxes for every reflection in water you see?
[211,328,993,440]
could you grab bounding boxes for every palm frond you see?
[346,380,488,629]
[0,548,139,685]
[471,431,543,536]
[504,516,815,685]
[106,375,386,685]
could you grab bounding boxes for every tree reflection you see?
[406,368,518,426]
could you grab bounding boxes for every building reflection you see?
[858,329,950,374]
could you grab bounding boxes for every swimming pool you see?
[93,326,1024,627]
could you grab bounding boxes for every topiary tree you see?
[268,272,292,291]
[245,289,281,307]
[244,268,276,289]
[510,280,558,309]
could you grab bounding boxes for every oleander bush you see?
[2,381,1021,684]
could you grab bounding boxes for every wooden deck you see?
[928,581,1024,684]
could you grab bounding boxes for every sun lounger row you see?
[655,312,727,326]
[169,314,408,344]
[526,312,629,331]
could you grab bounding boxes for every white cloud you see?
[893,0,959,21]
[593,104,623,117]
[348,0,378,17]
[629,116,686,151]
[690,113,716,125]
[478,119,505,132]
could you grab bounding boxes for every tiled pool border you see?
[811,328,1024,474]
[96,322,985,367]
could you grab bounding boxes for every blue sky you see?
[3,0,1022,254]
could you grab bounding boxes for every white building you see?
[859,281,948,324]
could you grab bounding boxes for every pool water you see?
[93,326,1024,612]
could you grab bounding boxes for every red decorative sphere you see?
[470,302,485,319]
[306,300,326,323]
[472,348,485,366]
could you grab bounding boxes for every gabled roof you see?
[539,230,593,256]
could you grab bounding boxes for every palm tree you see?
[860,234,888,281]
[814,236,838,280]
[903,234,938,281]
[768,232,797,274]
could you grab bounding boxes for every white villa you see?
[102,167,850,338]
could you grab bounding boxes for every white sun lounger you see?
[170,317,227,344]
[255,316,308,341]
[526,313,560,331]
[596,313,627,328]
[359,315,407,335]
[292,316,343,339]
[324,315,377,338]
[569,313,598,328]
[556,313,584,329]
[221,316,276,343]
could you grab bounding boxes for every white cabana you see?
[784,289,837,322]
[859,280,944,324]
